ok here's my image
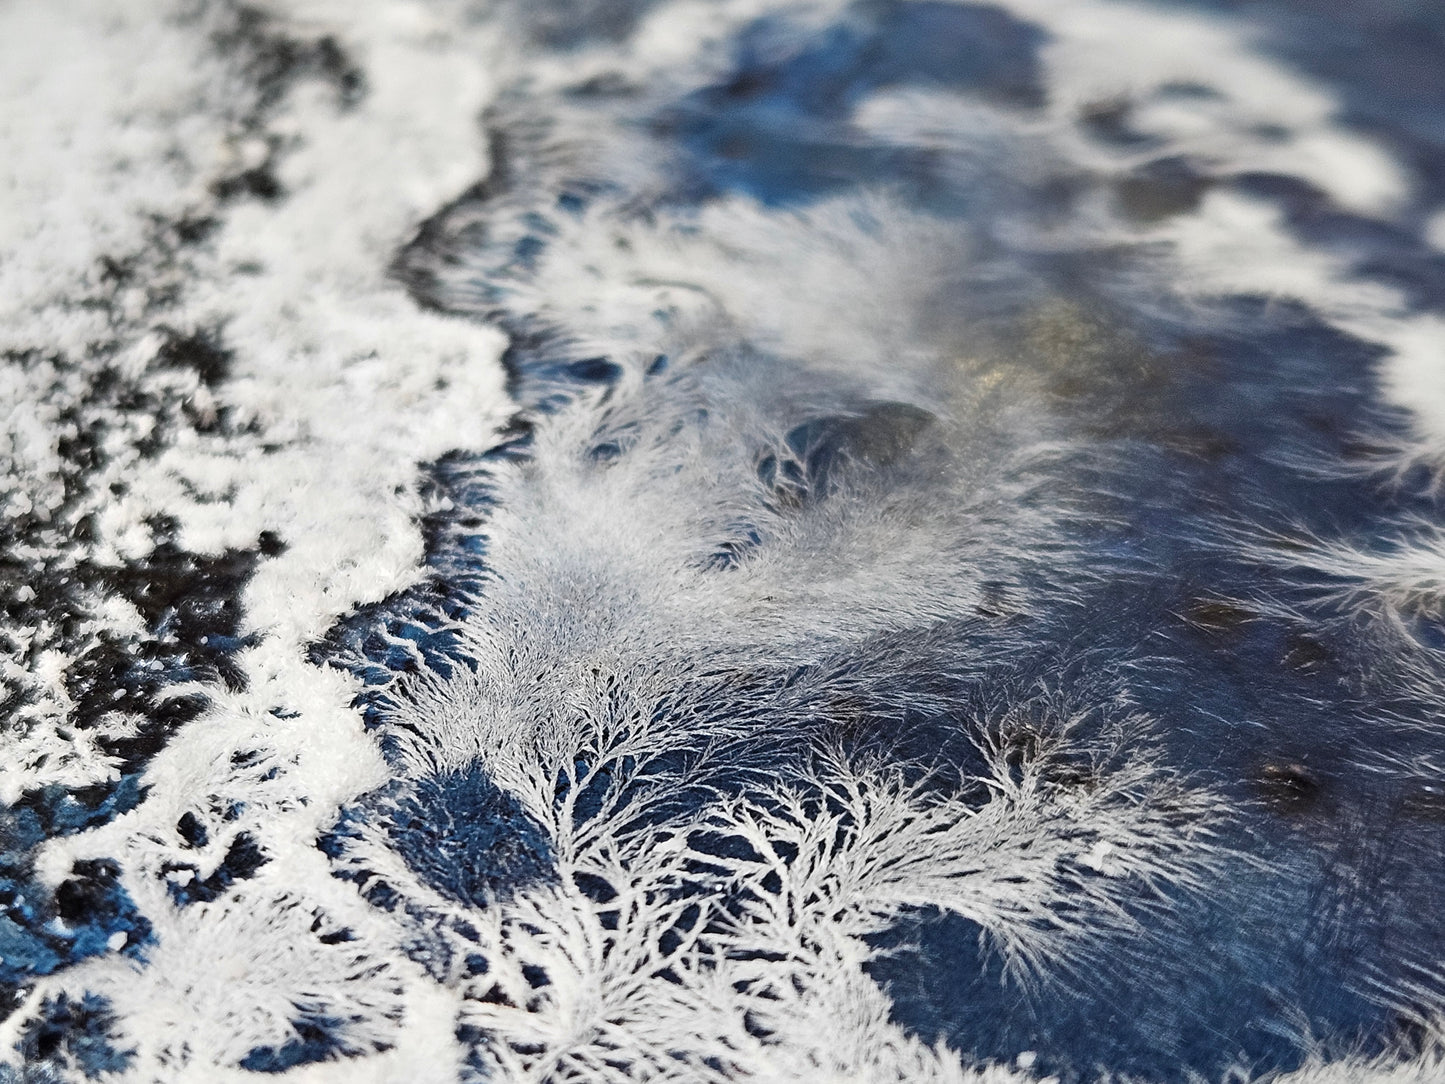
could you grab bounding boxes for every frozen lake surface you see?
[2,2,1444,1080]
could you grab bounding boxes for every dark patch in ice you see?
[16,993,132,1080]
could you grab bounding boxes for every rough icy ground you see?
[2,1,1445,1082]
